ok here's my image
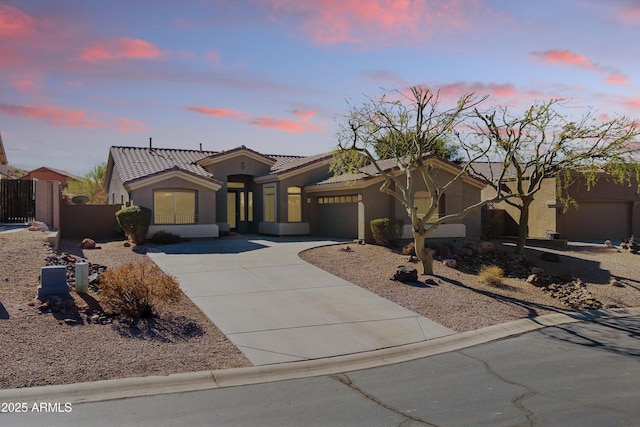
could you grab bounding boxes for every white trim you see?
[127,170,222,191]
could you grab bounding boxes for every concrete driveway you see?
[148,236,454,365]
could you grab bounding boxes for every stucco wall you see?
[107,170,129,205]
[487,178,557,238]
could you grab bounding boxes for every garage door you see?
[558,202,631,241]
[316,196,358,238]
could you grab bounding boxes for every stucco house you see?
[105,144,487,241]
[479,164,640,241]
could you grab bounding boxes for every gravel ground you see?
[2,230,638,390]
[299,240,640,332]
[0,230,250,390]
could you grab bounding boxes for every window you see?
[414,191,432,219]
[264,186,276,222]
[154,190,196,224]
[317,195,357,204]
[414,191,445,221]
[248,191,253,221]
[287,186,302,222]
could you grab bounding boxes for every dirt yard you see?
[0,230,251,390]
[1,230,638,390]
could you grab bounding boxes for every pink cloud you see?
[185,106,248,120]
[250,116,323,133]
[185,105,323,133]
[531,50,591,67]
[10,79,39,94]
[617,5,640,25]
[0,102,145,132]
[291,109,317,121]
[0,5,35,36]
[531,49,629,86]
[81,37,166,62]
[204,50,221,63]
[265,0,480,46]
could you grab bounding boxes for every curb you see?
[1,307,638,405]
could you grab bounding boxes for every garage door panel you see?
[317,203,358,238]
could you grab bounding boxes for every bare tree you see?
[463,99,640,254]
[333,86,496,275]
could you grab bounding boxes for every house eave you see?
[197,149,276,168]
[255,159,332,184]
[125,169,223,192]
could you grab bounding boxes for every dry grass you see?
[478,265,505,286]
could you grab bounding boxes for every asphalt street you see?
[2,316,638,427]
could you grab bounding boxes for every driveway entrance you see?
[148,236,454,365]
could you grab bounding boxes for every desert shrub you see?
[478,265,504,286]
[151,230,181,245]
[402,241,416,255]
[99,262,182,318]
[370,218,404,247]
[116,205,152,245]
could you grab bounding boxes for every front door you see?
[227,189,248,232]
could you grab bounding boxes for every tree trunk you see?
[515,198,533,254]
[413,231,433,275]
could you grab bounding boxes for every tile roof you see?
[110,146,217,184]
[268,152,333,175]
[110,146,331,184]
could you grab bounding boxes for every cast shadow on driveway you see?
[147,239,269,255]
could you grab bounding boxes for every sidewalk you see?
[147,236,455,365]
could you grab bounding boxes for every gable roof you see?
[197,145,276,167]
[109,146,219,185]
[309,156,487,189]
[19,166,82,181]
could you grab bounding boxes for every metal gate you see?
[0,180,35,223]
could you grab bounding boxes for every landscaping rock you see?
[80,238,96,249]
[443,259,457,268]
[530,267,545,275]
[392,265,418,282]
[526,274,545,287]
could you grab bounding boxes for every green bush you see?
[151,230,181,245]
[99,262,182,318]
[370,218,404,247]
[116,205,152,245]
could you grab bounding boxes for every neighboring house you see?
[478,164,640,241]
[105,144,487,241]
[0,133,8,180]
[19,167,82,186]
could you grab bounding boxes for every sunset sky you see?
[2,0,639,175]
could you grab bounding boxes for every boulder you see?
[443,259,457,268]
[80,238,96,249]
[526,274,545,287]
[479,241,495,253]
[392,265,418,282]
